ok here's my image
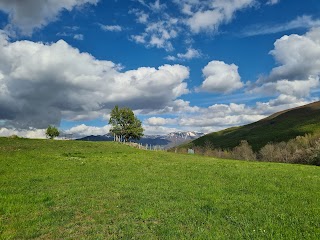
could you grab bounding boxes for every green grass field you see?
[0,138,319,239]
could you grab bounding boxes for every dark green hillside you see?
[188,101,320,151]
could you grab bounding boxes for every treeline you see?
[178,133,320,166]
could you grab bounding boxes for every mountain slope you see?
[185,101,320,151]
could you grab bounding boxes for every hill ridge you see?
[185,101,320,151]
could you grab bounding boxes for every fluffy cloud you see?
[166,47,202,61]
[0,34,190,129]
[65,124,110,137]
[185,0,255,33]
[255,97,311,116]
[143,125,179,135]
[178,103,265,128]
[131,17,179,51]
[137,12,149,24]
[140,99,200,115]
[266,28,320,82]
[0,124,110,139]
[253,77,320,99]
[276,78,318,98]
[199,61,243,93]
[131,2,179,51]
[0,127,46,138]
[132,0,255,50]
[73,34,84,40]
[0,0,99,35]
[145,117,177,126]
[140,102,273,134]
[179,114,264,129]
[241,28,320,126]
[251,28,320,102]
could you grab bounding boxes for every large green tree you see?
[46,125,60,139]
[109,106,144,142]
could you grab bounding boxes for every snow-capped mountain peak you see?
[166,131,204,139]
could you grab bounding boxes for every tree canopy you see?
[109,106,144,142]
[46,125,60,139]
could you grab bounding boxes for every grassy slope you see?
[187,101,320,151]
[0,138,319,239]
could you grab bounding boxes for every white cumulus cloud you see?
[267,28,320,82]
[251,28,320,102]
[0,0,99,35]
[166,47,202,61]
[145,117,177,126]
[199,61,244,93]
[0,127,46,139]
[65,124,110,137]
[252,77,320,100]
[0,33,190,129]
[143,125,179,135]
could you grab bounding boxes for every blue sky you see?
[0,0,319,138]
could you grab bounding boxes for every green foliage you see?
[45,125,59,139]
[109,105,144,141]
[0,138,319,239]
[186,101,320,151]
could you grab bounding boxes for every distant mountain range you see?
[77,131,204,149]
[180,101,320,151]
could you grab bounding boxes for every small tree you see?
[46,125,60,139]
[232,140,256,161]
[259,143,275,162]
[109,105,144,142]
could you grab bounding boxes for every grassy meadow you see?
[0,137,319,239]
